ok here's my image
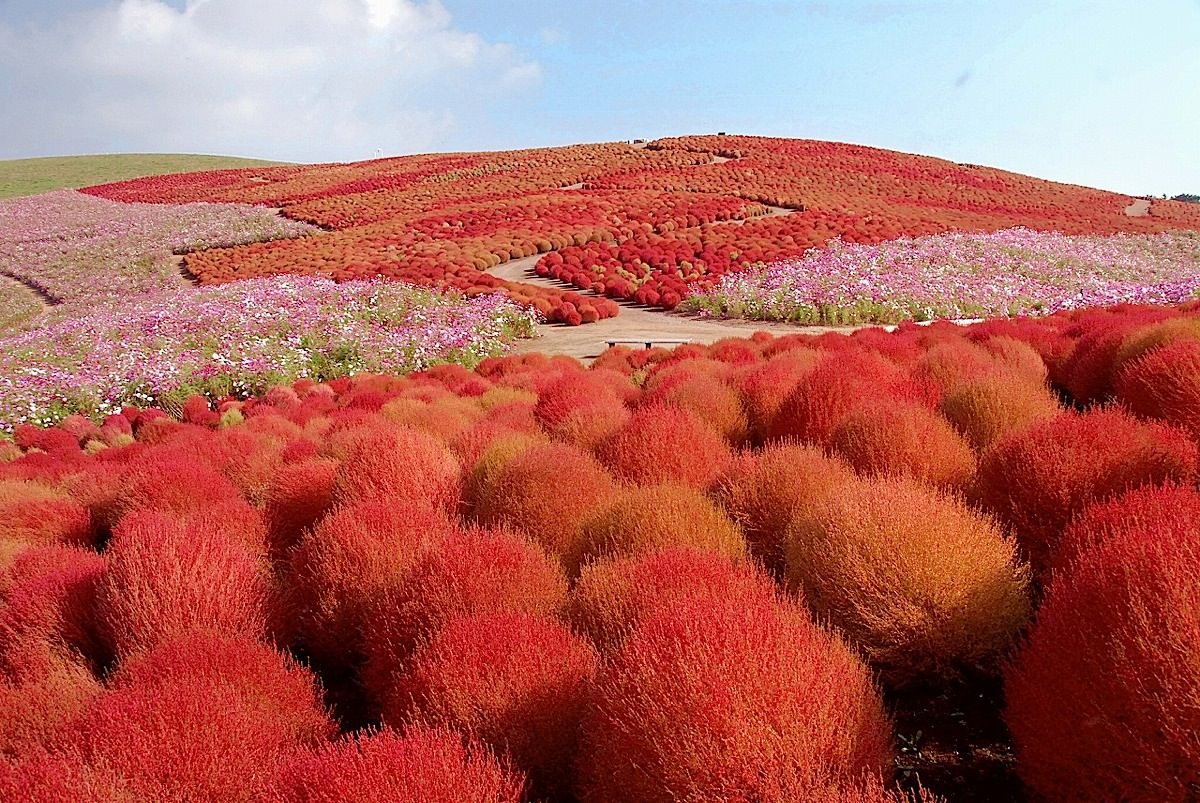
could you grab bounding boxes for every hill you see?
[0,153,287,199]
[81,136,1200,324]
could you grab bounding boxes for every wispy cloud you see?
[0,0,541,161]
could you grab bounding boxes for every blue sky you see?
[1,0,1197,195]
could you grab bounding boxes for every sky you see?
[1,0,1197,196]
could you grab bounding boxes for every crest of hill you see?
[0,154,288,199]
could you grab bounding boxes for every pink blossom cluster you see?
[685,228,1200,324]
[0,190,317,330]
[0,277,536,431]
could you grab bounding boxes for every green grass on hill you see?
[0,154,289,199]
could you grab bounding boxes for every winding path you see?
[489,254,858,361]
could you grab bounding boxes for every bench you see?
[605,338,691,350]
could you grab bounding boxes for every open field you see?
[0,154,288,199]
[2,136,1199,802]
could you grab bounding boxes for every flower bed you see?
[0,277,536,431]
[685,229,1200,324]
[0,190,317,331]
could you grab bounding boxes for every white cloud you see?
[0,0,542,161]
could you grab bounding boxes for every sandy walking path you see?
[489,254,858,361]
[1125,198,1151,217]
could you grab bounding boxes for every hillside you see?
[0,154,288,199]
[82,136,1200,325]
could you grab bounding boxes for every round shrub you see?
[461,430,549,512]
[0,546,106,674]
[786,476,1030,682]
[568,546,780,651]
[733,349,823,443]
[938,371,1061,450]
[641,371,749,445]
[262,457,339,557]
[575,597,894,802]
[388,611,599,801]
[769,351,929,447]
[575,483,747,574]
[974,408,1198,574]
[69,634,334,803]
[266,725,527,803]
[714,443,856,573]
[1115,339,1200,439]
[911,340,1002,395]
[1056,484,1200,576]
[1004,519,1200,800]
[97,510,272,658]
[474,442,617,565]
[288,500,458,667]
[534,378,631,451]
[830,401,976,491]
[330,425,460,512]
[0,654,101,756]
[115,449,247,519]
[597,404,732,489]
[0,480,93,546]
[360,527,568,707]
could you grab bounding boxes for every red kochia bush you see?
[786,476,1030,682]
[0,480,93,546]
[569,547,780,651]
[830,401,976,491]
[0,654,102,756]
[597,404,732,489]
[768,351,929,447]
[114,449,247,519]
[533,377,631,451]
[0,546,106,675]
[475,442,617,565]
[288,500,458,666]
[262,457,339,557]
[733,349,823,442]
[97,510,271,658]
[266,725,527,803]
[389,612,599,801]
[1115,339,1200,439]
[974,408,1199,574]
[68,635,334,803]
[1004,518,1200,800]
[1055,484,1200,575]
[329,425,461,512]
[575,597,894,802]
[575,483,748,574]
[0,751,127,803]
[641,371,749,445]
[359,527,568,707]
[713,443,856,573]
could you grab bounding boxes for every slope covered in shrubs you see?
[81,136,1200,322]
[3,301,1200,800]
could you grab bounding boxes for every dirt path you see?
[0,269,61,306]
[489,254,858,361]
[1125,198,1151,217]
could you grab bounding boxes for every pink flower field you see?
[0,190,318,330]
[0,276,535,432]
[685,228,1200,324]
[0,190,536,431]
